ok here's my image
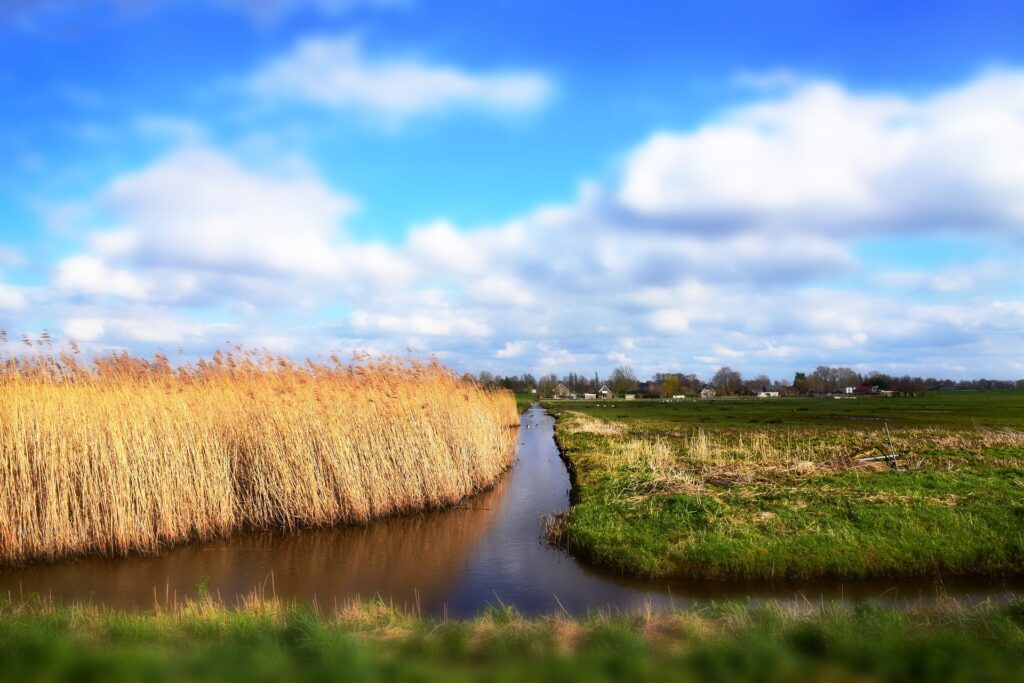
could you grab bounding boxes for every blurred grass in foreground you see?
[0,595,1021,682]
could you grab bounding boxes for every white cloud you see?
[63,317,105,342]
[98,146,355,276]
[471,276,536,307]
[351,311,491,337]
[647,308,689,333]
[619,70,1024,235]
[54,255,151,300]
[247,35,552,120]
[0,283,26,310]
[712,343,745,359]
[496,340,529,358]
[407,220,484,274]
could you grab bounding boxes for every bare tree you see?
[610,366,638,395]
[712,366,743,395]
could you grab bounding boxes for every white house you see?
[583,392,596,400]
[597,385,613,398]
[700,387,716,399]
[757,391,780,398]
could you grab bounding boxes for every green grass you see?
[1,597,1022,682]
[544,391,1024,580]
[548,390,1024,430]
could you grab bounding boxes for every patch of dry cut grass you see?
[558,410,1024,498]
[0,348,518,566]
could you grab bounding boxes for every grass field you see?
[0,350,518,566]
[1,595,1020,683]
[545,391,1024,580]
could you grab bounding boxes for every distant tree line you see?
[466,364,1024,398]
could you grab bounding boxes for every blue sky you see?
[1,0,1022,380]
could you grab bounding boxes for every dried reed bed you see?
[0,348,518,566]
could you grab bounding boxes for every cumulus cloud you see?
[619,70,1024,236]
[55,255,151,301]
[247,35,552,120]
[96,146,355,277]
[496,340,529,358]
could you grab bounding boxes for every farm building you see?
[583,392,596,399]
[757,391,780,398]
[700,387,716,399]
[598,385,613,398]
[552,383,573,398]
[624,394,636,401]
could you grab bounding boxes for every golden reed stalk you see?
[0,347,518,566]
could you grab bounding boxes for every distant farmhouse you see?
[598,385,613,399]
[757,391,780,398]
[846,385,880,395]
[552,383,573,399]
[700,387,716,399]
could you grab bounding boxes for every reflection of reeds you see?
[0,475,512,609]
[0,348,518,566]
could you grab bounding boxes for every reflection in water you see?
[1,406,1020,616]
[0,467,510,612]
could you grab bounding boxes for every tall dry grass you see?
[0,346,518,566]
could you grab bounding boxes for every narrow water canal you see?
[1,406,1019,616]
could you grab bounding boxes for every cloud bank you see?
[5,68,1023,378]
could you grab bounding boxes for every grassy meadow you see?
[1,594,1021,683]
[0,349,518,566]
[545,392,1024,579]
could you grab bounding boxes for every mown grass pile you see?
[0,347,518,566]
[547,401,1024,580]
[1,593,1022,683]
